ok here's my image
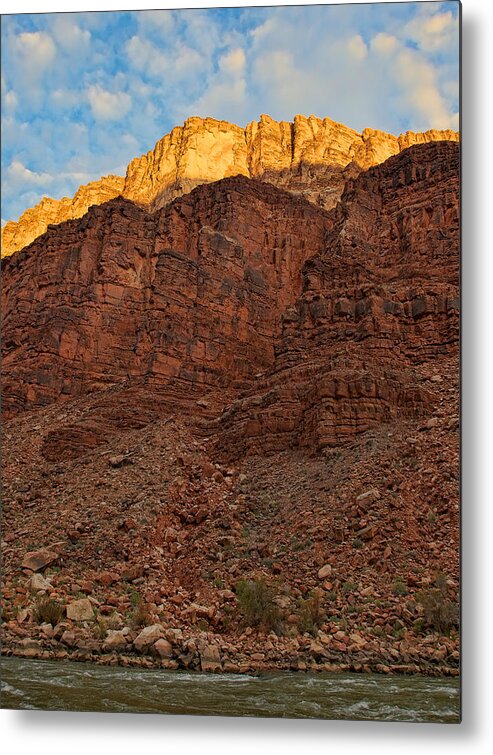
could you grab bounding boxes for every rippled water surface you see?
[1,657,460,722]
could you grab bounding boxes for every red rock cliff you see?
[1,115,458,258]
[2,141,459,464]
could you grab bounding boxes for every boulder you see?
[60,630,77,647]
[318,564,332,580]
[200,644,222,672]
[66,598,94,622]
[21,548,58,572]
[153,638,173,659]
[102,630,128,651]
[29,573,52,591]
[133,624,164,652]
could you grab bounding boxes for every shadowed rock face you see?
[2,141,459,460]
[214,141,460,457]
[1,177,332,417]
[1,114,459,258]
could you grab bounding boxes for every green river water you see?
[1,657,460,722]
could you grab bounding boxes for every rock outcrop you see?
[1,175,124,258]
[214,141,459,457]
[2,141,459,461]
[1,114,458,257]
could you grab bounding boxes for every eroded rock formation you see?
[2,141,459,461]
[1,114,458,257]
[1,175,124,259]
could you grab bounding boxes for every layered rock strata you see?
[2,141,459,461]
[1,114,459,257]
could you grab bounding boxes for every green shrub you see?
[392,579,408,596]
[297,591,326,636]
[416,574,458,634]
[235,578,282,632]
[129,599,151,629]
[33,597,64,626]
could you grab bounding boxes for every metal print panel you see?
[1,0,460,723]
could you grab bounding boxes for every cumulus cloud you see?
[136,9,175,36]
[126,35,168,78]
[219,48,246,76]
[404,9,458,53]
[394,48,457,130]
[371,32,399,56]
[50,88,82,110]
[347,35,367,61]
[7,160,54,187]
[86,85,132,121]
[12,31,56,77]
[126,33,203,81]
[185,47,248,123]
[51,16,91,53]
[4,89,18,111]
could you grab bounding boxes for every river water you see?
[1,657,460,722]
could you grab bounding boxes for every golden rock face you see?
[1,175,125,258]
[1,114,459,258]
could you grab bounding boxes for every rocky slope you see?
[1,141,460,675]
[1,114,458,258]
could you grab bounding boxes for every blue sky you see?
[1,1,460,225]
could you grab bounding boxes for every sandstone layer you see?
[1,114,458,258]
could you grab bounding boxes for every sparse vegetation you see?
[235,578,282,632]
[392,578,408,596]
[128,597,151,629]
[297,590,326,636]
[33,596,64,626]
[342,581,356,594]
[416,573,458,634]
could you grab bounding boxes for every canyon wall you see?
[2,142,459,461]
[1,115,458,258]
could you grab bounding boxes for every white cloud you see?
[4,90,18,111]
[189,77,247,121]
[173,44,204,75]
[395,48,457,130]
[125,35,168,78]
[136,10,175,36]
[86,85,132,121]
[7,160,53,187]
[126,34,203,81]
[219,48,246,76]
[50,88,81,110]
[12,31,56,75]
[347,35,367,61]
[404,10,458,53]
[51,16,91,53]
[371,32,399,56]
[250,18,277,43]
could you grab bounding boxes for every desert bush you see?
[94,617,108,640]
[235,578,282,632]
[416,573,458,634]
[297,591,326,636]
[392,579,408,596]
[33,597,64,626]
[129,599,152,629]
